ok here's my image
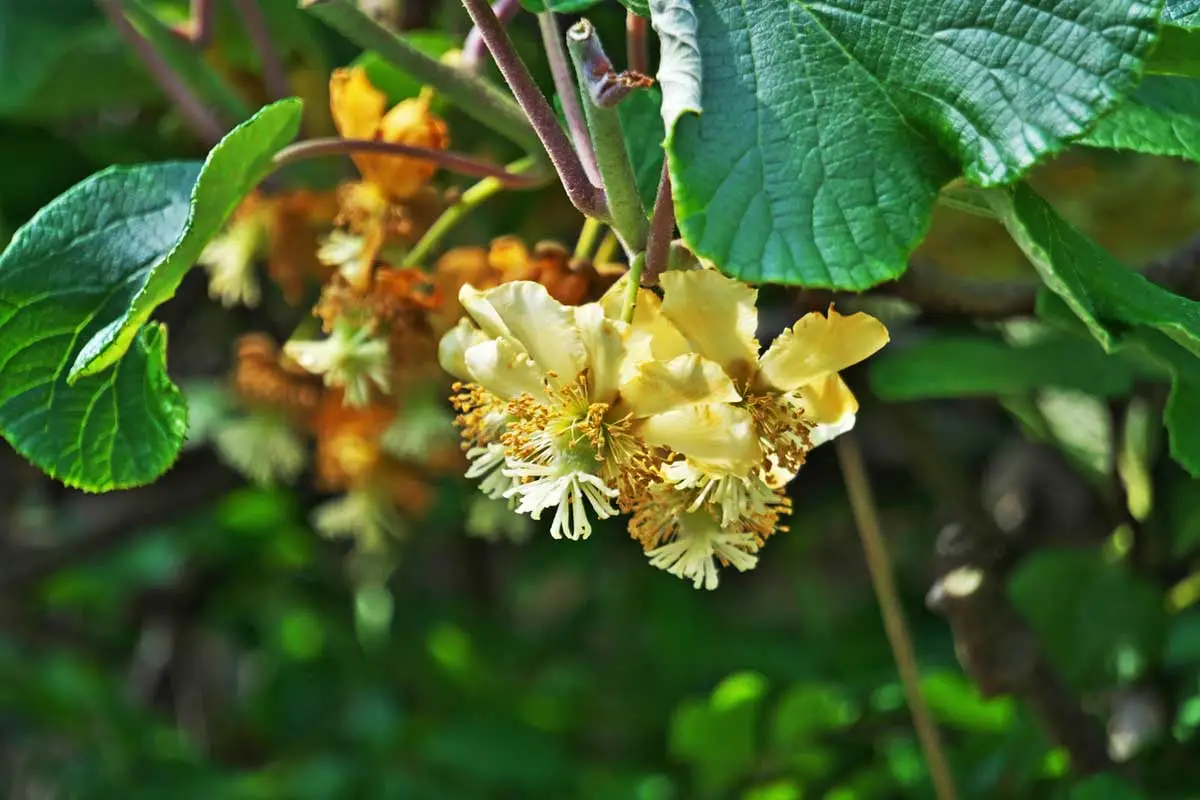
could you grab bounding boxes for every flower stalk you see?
[539,11,602,188]
[303,0,540,157]
[642,162,675,286]
[566,20,650,254]
[458,0,607,220]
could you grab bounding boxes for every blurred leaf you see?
[1068,774,1145,800]
[1163,612,1200,667]
[920,670,1015,733]
[0,100,301,489]
[871,334,1141,400]
[517,0,605,11]
[670,672,766,796]
[623,0,651,17]
[1117,398,1159,522]
[1081,76,1200,163]
[619,86,666,212]
[1009,548,1166,690]
[1146,25,1200,78]
[1036,389,1112,482]
[770,683,857,748]
[667,0,1157,289]
[741,780,800,800]
[0,0,156,121]
[1168,473,1200,556]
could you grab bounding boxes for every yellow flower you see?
[329,67,449,202]
[213,411,308,487]
[199,199,268,308]
[439,281,642,540]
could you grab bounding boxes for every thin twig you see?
[461,0,521,74]
[95,0,226,145]
[836,433,960,800]
[460,0,608,219]
[626,11,649,73]
[539,11,602,187]
[642,161,674,285]
[231,0,292,103]
[271,137,543,187]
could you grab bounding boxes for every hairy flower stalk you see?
[439,269,890,588]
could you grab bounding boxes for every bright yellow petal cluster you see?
[439,268,890,589]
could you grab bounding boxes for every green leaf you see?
[650,0,701,132]
[0,100,303,490]
[618,86,667,212]
[1000,184,1200,359]
[870,334,1142,400]
[1009,548,1166,690]
[1081,76,1200,164]
[667,0,1160,289]
[72,99,303,379]
[1068,775,1146,800]
[0,0,156,121]
[1146,25,1200,77]
[1165,0,1200,25]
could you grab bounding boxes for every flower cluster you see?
[205,68,623,551]
[439,268,889,589]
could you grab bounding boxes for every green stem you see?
[403,157,546,267]
[302,0,540,156]
[567,20,649,253]
[573,217,605,260]
[594,230,619,265]
[621,252,646,322]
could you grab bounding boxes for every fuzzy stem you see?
[96,0,226,145]
[574,217,605,261]
[459,0,607,219]
[539,11,602,187]
[231,0,292,103]
[271,138,542,187]
[403,157,545,267]
[567,20,649,252]
[836,434,960,800]
[175,0,215,45]
[303,0,539,156]
[642,161,675,285]
[461,0,521,74]
[626,11,649,73]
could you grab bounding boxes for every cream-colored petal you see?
[620,353,741,418]
[757,307,889,393]
[463,339,547,402]
[794,373,859,446]
[639,404,761,475]
[483,281,586,381]
[660,270,759,382]
[573,303,627,406]
[459,283,514,340]
[437,317,487,381]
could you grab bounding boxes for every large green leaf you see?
[0,100,303,491]
[870,334,1144,400]
[517,0,604,11]
[650,0,701,132]
[667,0,1161,289]
[72,99,303,379]
[1081,76,1200,164]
